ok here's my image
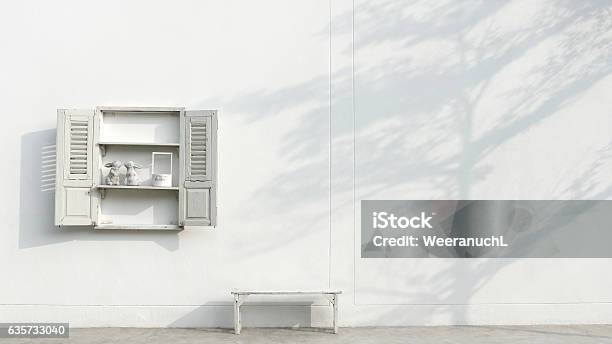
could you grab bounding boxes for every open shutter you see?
[55,109,94,226]
[180,110,217,228]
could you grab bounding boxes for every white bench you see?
[231,290,342,334]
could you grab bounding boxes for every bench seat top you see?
[231,290,342,295]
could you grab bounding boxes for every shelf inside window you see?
[96,185,178,199]
[97,185,178,190]
[98,142,179,147]
[98,142,179,157]
[94,224,182,231]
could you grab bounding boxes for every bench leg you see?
[332,294,339,334]
[234,294,241,335]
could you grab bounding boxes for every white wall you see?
[1,0,612,327]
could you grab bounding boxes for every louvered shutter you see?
[65,114,92,180]
[187,116,211,181]
[55,109,94,226]
[180,110,217,228]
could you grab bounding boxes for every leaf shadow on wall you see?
[193,76,334,281]
[347,0,612,325]
[194,0,612,285]
[18,129,179,251]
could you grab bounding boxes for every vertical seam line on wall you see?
[352,0,356,306]
[328,0,333,290]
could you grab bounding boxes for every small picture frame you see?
[151,152,173,187]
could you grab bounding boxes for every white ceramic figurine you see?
[124,161,142,186]
[104,160,123,185]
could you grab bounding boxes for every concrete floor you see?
[4,326,612,344]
